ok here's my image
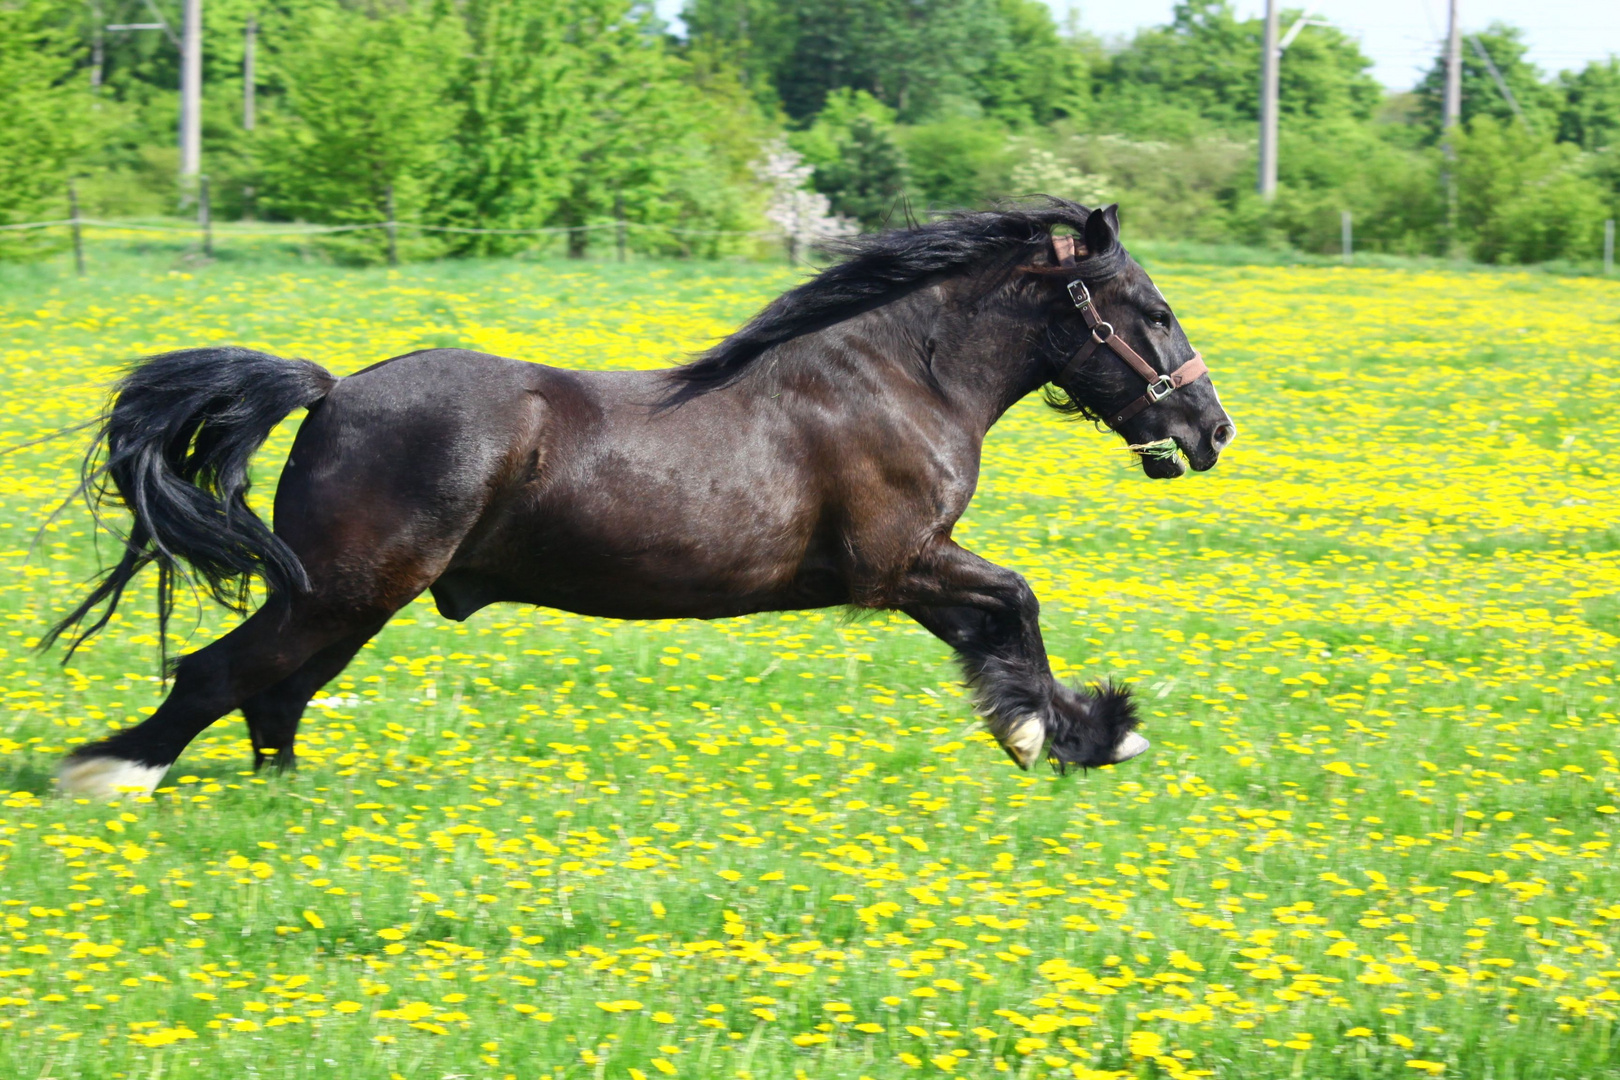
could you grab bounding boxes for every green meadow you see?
[0,249,1617,1078]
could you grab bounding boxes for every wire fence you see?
[0,202,801,277]
[0,218,780,238]
[4,208,1617,276]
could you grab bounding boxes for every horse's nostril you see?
[1212,422,1236,451]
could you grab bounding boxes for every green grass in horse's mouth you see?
[1125,437,1180,461]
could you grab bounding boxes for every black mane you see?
[668,199,1121,397]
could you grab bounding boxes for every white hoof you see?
[1110,732,1150,765]
[57,757,166,799]
[1003,715,1047,771]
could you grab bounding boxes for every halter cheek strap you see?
[1049,235,1208,430]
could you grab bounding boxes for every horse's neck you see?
[755,277,1045,434]
[928,291,1050,435]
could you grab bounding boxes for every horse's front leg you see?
[898,542,1147,771]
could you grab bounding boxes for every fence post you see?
[199,174,212,258]
[68,181,85,277]
[385,184,398,267]
[615,192,626,263]
[1606,219,1615,276]
[1341,210,1352,266]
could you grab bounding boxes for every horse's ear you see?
[1084,204,1120,255]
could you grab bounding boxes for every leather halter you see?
[1049,234,1209,430]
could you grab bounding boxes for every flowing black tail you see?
[43,347,337,658]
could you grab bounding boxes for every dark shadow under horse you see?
[48,200,1234,798]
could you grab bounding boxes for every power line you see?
[138,0,179,46]
[1469,34,1535,132]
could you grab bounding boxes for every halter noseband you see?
[1049,234,1209,429]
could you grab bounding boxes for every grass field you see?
[0,245,1618,1080]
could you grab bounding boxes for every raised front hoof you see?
[1109,731,1151,764]
[999,715,1047,771]
[57,756,167,799]
[1045,682,1144,772]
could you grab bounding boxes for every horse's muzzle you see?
[1183,416,1235,473]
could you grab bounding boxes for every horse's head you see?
[1043,205,1234,478]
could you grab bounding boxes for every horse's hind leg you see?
[57,599,394,798]
[242,619,387,773]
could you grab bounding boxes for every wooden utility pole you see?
[1257,0,1280,198]
[180,0,202,187]
[90,1,105,95]
[1444,1,1462,130]
[1443,0,1462,251]
[243,16,257,131]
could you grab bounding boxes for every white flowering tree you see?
[752,139,858,262]
[1009,149,1111,208]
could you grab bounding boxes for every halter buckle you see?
[1066,280,1092,311]
[1145,376,1175,403]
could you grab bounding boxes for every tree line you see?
[2,0,1618,264]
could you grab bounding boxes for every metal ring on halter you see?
[1091,322,1114,343]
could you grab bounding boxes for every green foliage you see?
[648,62,780,258]
[776,0,1007,122]
[1271,15,1383,122]
[1584,147,1620,221]
[1039,133,1252,243]
[1095,1,1259,134]
[255,5,463,263]
[788,89,896,169]
[248,0,771,260]
[684,0,1092,125]
[0,0,94,259]
[896,119,1013,210]
[786,93,907,228]
[681,0,799,111]
[813,119,909,229]
[974,0,1095,127]
[73,0,271,215]
[1275,122,1443,255]
[7,0,1620,267]
[1455,118,1610,263]
[1556,58,1620,151]
[1096,0,1381,136]
[440,0,658,254]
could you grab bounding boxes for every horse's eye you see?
[1149,312,1172,329]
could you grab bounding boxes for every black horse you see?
[49,201,1234,798]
